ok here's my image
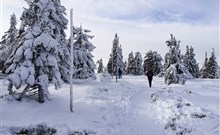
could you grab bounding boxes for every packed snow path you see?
[98,76,165,135]
[1,75,219,135]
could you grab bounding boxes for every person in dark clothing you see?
[145,68,153,87]
[118,68,122,79]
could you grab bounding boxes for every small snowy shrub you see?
[10,124,57,135]
[98,68,111,82]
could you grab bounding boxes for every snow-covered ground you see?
[1,75,219,135]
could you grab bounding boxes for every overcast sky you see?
[1,0,219,66]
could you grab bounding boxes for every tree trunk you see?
[38,85,45,103]
[7,81,13,94]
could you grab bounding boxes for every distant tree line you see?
[100,34,219,85]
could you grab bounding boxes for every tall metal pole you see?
[70,9,74,112]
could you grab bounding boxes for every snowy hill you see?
[1,75,219,135]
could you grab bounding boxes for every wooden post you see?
[70,9,74,112]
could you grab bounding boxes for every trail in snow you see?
[101,75,165,135]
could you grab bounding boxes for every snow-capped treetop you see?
[165,34,181,67]
[166,34,179,49]
[0,14,17,62]
[113,33,119,47]
[0,13,17,46]
[70,25,96,79]
[74,26,95,51]
[164,34,193,85]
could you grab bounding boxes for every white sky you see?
[1,0,219,66]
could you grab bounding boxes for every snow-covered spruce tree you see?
[5,0,66,103]
[183,46,200,78]
[70,26,96,79]
[164,34,193,85]
[0,14,17,71]
[143,50,163,76]
[52,0,70,83]
[206,49,219,79]
[107,34,125,75]
[132,52,143,75]
[126,51,135,74]
[97,58,104,73]
[118,44,125,71]
[200,52,209,78]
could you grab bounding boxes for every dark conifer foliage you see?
[107,34,125,75]
[200,49,219,79]
[143,50,163,76]
[183,46,200,78]
[97,58,104,73]
[126,51,135,74]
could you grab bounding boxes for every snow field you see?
[1,75,219,135]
